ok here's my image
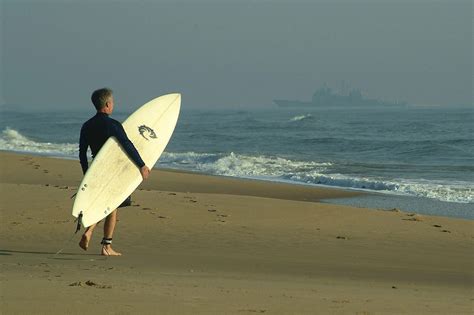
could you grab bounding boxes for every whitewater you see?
[1,105,473,217]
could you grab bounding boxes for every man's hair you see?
[91,88,113,110]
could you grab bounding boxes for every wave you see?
[286,172,473,203]
[161,151,332,177]
[0,128,78,156]
[290,114,313,122]
[1,128,471,204]
[160,151,473,204]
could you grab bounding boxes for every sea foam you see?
[1,128,472,204]
[290,114,313,122]
[160,151,473,203]
[0,128,78,156]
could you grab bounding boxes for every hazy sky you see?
[1,0,472,110]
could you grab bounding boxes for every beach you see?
[0,151,473,314]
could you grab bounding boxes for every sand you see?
[0,151,473,314]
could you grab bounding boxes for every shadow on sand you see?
[0,248,106,261]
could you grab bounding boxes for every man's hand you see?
[140,166,151,180]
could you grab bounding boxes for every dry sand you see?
[0,151,473,314]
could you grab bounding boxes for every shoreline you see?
[2,150,472,220]
[0,151,362,202]
[2,149,371,194]
[323,194,474,220]
[1,151,473,314]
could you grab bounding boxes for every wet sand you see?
[1,151,473,314]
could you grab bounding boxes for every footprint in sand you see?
[184,196,197,203]
[168,193,177,195]
[208,209,217,212]
[404,217,423,222]
[433,224,442,228]
[69,280,112,289]
[403,214,423,222]
[441,229,451,233]
[142,207,152,210]
[336,236,348,240]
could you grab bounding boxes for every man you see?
[79,88,150,256]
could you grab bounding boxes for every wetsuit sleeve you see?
[79,125,89,174]
[110,121,146,169]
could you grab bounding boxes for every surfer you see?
[78,88,151,256]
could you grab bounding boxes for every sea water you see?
[1,105,472,218]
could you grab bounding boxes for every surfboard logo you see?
[138,125,157,140]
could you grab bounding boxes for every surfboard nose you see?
[172,93,181,101]
[162,93,181,104]
[170,93,181,107]
[152,93,181,109]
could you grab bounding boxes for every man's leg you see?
[101,209,122,256]
[79,223,97,251]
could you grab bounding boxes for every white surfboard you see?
[72,93,181,227]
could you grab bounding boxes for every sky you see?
[1,0,472,110]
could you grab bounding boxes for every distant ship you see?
[274,87,407,107]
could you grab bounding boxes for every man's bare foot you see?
[101,245,122,256]
[79,232,92,251]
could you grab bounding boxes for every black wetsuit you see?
[79,112,145,206]
[79,112,145,173]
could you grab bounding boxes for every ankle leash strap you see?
[101,238,113,245]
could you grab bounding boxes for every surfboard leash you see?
[50,212,83,257]
[49,212,108,261]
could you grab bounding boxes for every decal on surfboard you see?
[138,125,157,140]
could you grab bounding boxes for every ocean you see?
[1,104,473,219]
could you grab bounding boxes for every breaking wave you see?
[160,151,473,203]
[289,114,313,122]
[1,128,471,204]
[0,128,78,156]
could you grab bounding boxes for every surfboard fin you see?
[75,212,83,234]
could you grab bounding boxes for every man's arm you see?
[79,125,89,174]
[111,121,146,170]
